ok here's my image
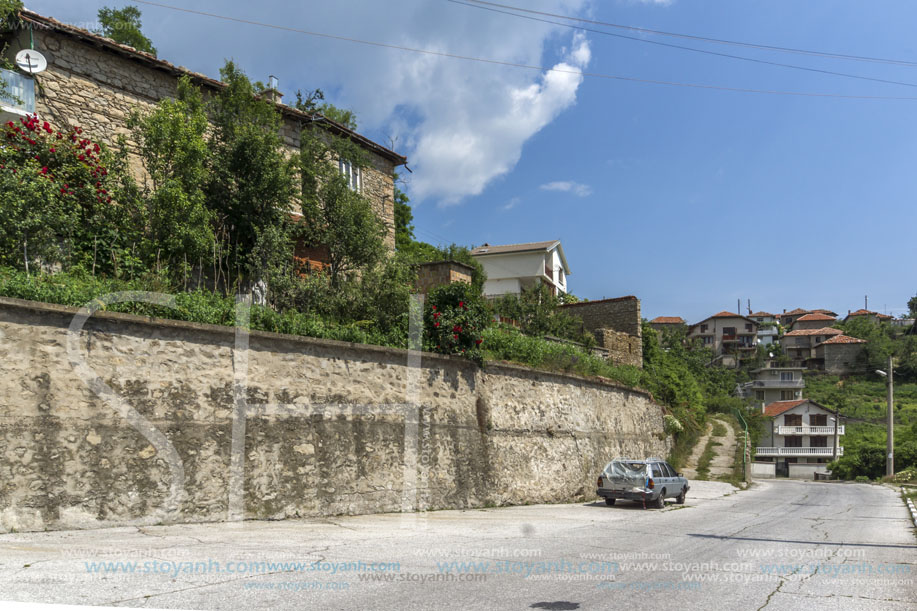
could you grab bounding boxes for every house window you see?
[723,327,736,336]
[339,159,361,191]
[785,414,802,426]
[780,391,795,400]
[785,437,802,448]
[745,323,753,332]
[755,391,765,400]
[811,436,828,447]
[780,372,794,381]
[700,324,708,333]
[810,414,827,427]
[702,336,713,345]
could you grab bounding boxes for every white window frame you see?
[339,159,361,192]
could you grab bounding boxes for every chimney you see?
[261,75,283,104]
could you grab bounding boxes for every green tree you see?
[129,76,213,280]
[908,293,917,318]
[298,125,385,287]
[97,5,157,56]
[207,61,297,286]
[293,88,358,129]
[0,1,22,100]
[393,179,414,250]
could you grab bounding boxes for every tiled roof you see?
[763,400,808,417]
[846,309,875,317]
[711,311,744,318]
[783,308,809,316]
[470,241,560,256]
[783,327,843,337]
[16,10,407,165]
[817,335,867,346]
[812,309,839,316]
[796,313,836,322]
[749,311,775,317]
[650,316,685,324]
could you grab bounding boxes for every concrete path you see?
[1,481,915,610]
[708,416,737,478]
[681,420,713,479]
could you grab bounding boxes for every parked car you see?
[596,457,688,508]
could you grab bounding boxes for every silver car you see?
[596,457,689,508]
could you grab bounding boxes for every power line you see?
[457,0,917,68]
[446,0,917,89]
[128,0,917,101]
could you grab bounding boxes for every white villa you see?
[753,399,843,479]
[471,240,570,297]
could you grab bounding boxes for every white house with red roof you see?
[753,399,843,479]
[687,311,758,367]
[749,311,779,345]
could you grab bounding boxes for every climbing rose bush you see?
[424,282,490,365]
[0,114,133,270]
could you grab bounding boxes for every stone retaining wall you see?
[0,297,668,533]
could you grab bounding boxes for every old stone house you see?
[1,9,406,260]
[686,311,759,367]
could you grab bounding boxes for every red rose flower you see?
[476,339,483,345]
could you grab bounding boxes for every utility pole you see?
[886,354,894,477]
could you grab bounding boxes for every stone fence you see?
[0,296,668,532]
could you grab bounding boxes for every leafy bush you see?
[491,284,594,346]
[663,414,683,435]
[424,282,489,365]
[481,324,643,387]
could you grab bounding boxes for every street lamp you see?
[876,359,894,477]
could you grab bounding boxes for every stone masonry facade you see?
[414,261,473,295]
[2,12,402,249]
[0,296,668,533]
[560,296,643,368]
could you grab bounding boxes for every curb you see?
[902,488,917,526]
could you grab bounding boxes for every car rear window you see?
[606,461,647,477]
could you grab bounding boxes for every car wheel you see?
[654,490,665,509]
[604,498,616,506]
[675,488,686,504]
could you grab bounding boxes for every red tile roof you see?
[650,316,685,324]
[846,309,874,317]
[817,335,867,346]
[783,308,809,316]
[796,313,836,322]
[812,309,839,317]
[749,311,775,317]
[763,400,808,417]
[783,327,843,337]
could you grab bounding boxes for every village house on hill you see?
[1,9,406,267]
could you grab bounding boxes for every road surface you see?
[0,480,914,610]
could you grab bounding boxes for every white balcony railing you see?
[751,380,805,389]
[755,447,843,457]
[776,425,844,436]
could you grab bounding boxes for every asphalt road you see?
[0,480,914,611]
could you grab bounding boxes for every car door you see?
[663,461,684,494]
[650,462,667,497]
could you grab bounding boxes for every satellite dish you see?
[15,49,48,74]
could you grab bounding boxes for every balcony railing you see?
[0,69,35,116]
[751,379,805,389]
[776,425,844,436]
[755,447,843,457]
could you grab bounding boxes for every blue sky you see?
[25,0,917,322]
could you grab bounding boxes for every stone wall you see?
[818,343,866,375]
[2,25,397,248]
[594,329,642,368]
[0,297,668,533]
[560,296,643,367]
[414,261,473,295]
[560,296,642,337]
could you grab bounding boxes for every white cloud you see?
[502,196,522,211]
[540,181,593,197]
